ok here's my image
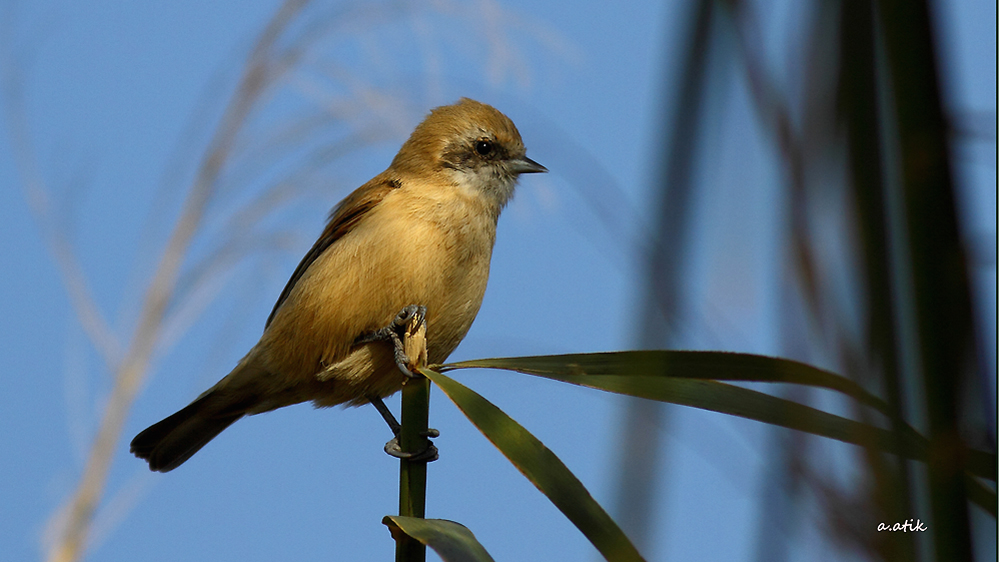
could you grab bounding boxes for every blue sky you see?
[1,1,994,561]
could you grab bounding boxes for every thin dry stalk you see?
[8,2,313,561]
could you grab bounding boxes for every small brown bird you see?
[130,98,546,471]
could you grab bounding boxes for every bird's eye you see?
[475,139,494,156]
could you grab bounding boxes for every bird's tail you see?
[130,391,248,472]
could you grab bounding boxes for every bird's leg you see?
[362,305,438,462]
[370,395,401,435]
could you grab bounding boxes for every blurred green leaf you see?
[421,368,646,562]
[438,351,996,481]
[382,516,495,562]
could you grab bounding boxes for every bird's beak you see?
[510,156,548,174]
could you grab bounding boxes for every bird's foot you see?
[356,305,428,378]
[370,396,439,462]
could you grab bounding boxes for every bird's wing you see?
[264,176,401,329]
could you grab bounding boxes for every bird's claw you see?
[392,305,426,330]
[389,305,427,378]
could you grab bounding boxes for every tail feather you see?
[130,393,246,472]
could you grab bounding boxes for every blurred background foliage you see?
[618,1,995,561]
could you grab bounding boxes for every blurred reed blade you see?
[420,368,647,562]
[439,352,996,481]
[382,517,495,562]
[878,0,986,558]
[615,0,719,549]
[838,1,918,558]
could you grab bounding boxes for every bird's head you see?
[390,98,546,211]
